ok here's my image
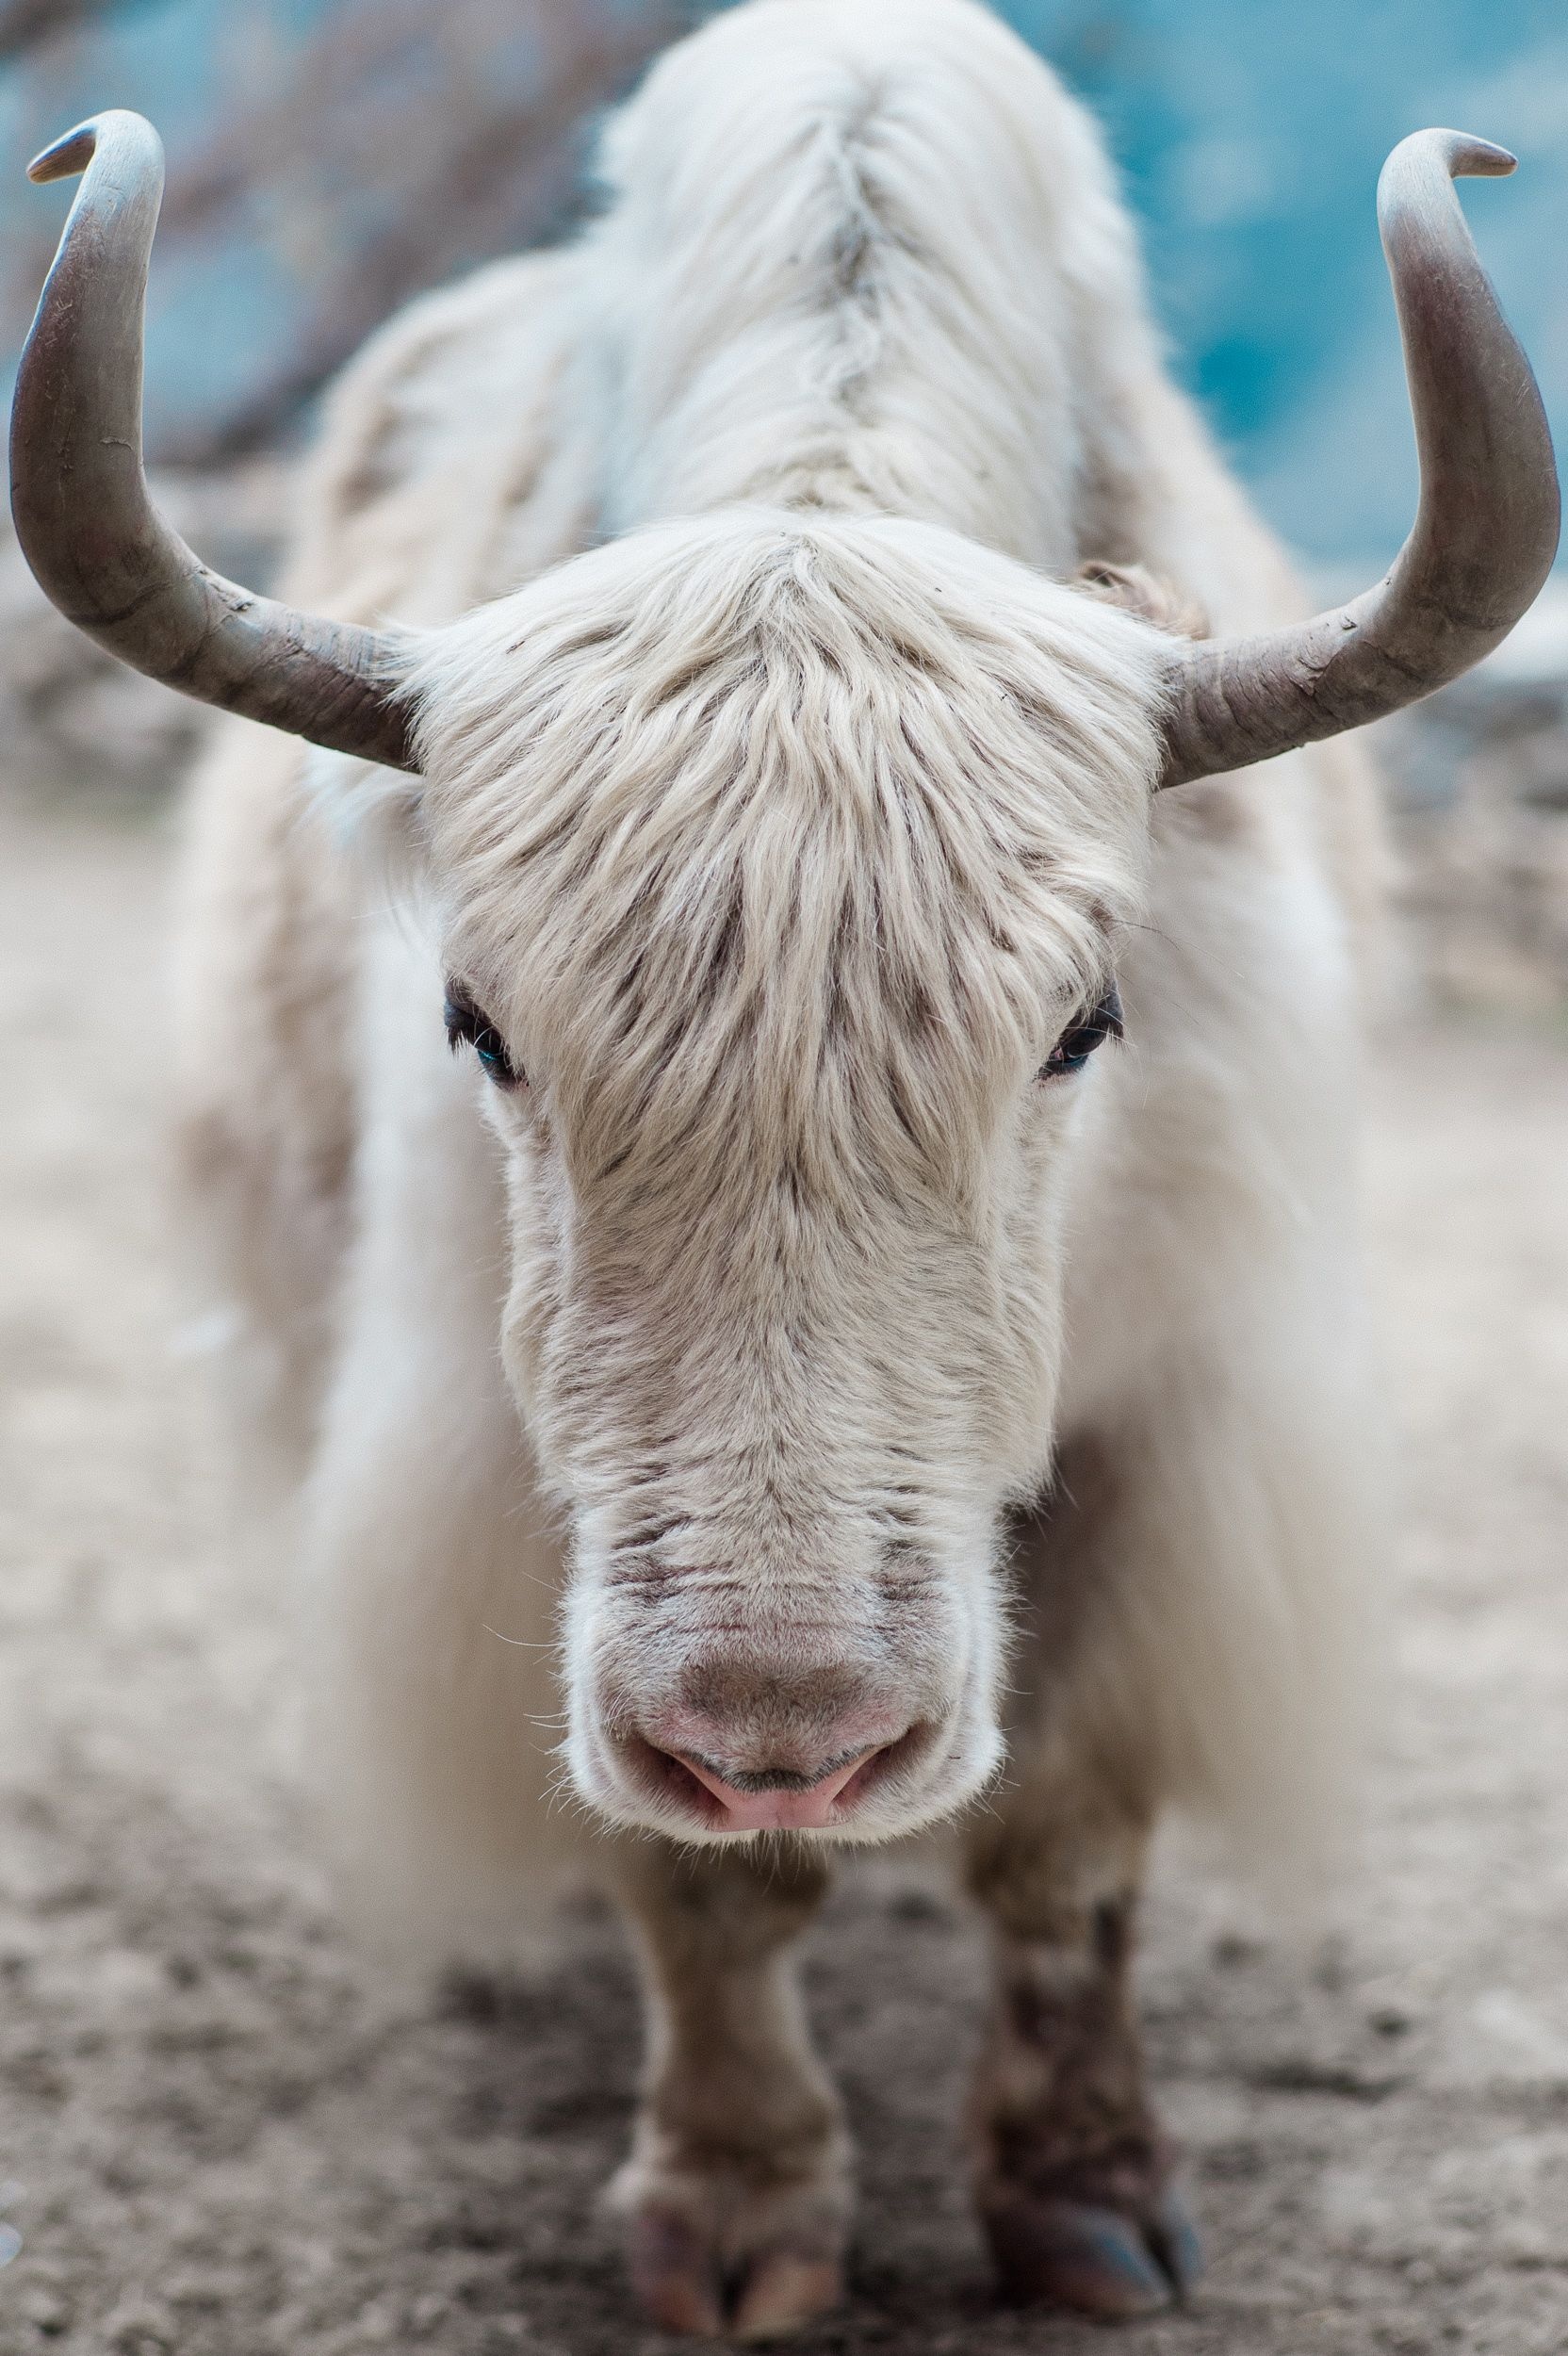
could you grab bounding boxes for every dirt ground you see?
[0,785,1564,2356]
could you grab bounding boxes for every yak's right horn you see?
[10,111,416,771]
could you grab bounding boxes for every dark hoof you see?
[985,2184,1203,2319]
[1149,2183,1205,2295]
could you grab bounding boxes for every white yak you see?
[11,0,1556,2336]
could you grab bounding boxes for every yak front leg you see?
[966,1784,1201,2317]
[965,1436,1206,2319]
[609,1838,850,2341]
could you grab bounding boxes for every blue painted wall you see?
[2,0,1561,567]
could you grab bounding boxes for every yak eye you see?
[1039,982,1124,1080]
[444,986,522,1088]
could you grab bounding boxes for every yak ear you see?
[1074,560,1210,643]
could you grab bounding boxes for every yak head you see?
[402,510,1168,1842]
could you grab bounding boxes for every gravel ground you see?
[0,789,1565,2356]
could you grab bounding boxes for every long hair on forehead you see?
[407,509,1168,1216]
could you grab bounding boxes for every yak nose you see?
[674,1743,887,1831]
[631,1710,921,1833]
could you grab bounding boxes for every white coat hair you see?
[172,0,1382,1945]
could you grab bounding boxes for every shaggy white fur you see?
[174,0,1380,1942]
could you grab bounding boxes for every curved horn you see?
[10,112,416,771]
[1160,129,1560,788]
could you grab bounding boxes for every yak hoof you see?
[617,2177,847,2341]
[983,2182,1203,2319]
[731,2251,847,2342]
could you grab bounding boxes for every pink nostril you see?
[623,1711,933,1834]
[674,1745,883,1832]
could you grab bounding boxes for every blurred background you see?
[0,0,1565,1004]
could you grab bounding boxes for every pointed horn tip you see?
[1453,135,1517,179]
[1381,129,1519,196]
[26,123,100,186]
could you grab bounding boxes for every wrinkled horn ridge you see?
[10,111,416,770]
[1160,128,1560,788]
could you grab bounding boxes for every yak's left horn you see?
[10,111,416,771]
[1159,129,1559,788]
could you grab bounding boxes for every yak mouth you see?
[620,1719,941,1835]
[571,1699,1002,1845]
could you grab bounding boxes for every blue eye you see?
[1039,983,1123,1079]
[444,985,523,1088]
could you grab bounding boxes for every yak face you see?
[405,510,1168,1845]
